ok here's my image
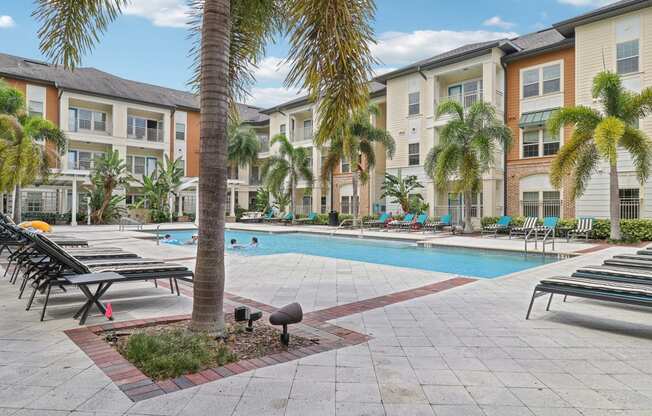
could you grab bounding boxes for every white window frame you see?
[341,157,350,173]
[616,39,639,75]
[446,78,483,108]
[408,92,420,116]
[519,60,564,100]
[408,143,420,166]
[520,190,561,218]
[67,149,105,170]
[69,106,107,133]
[520,128,562,159]
[26,84,46,119]
[175,122,186,141]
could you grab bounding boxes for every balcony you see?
[290,127,313,142]
[258,135,270,153]
[437,90,483,111]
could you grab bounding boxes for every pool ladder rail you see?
[331,218,365,238]
[524,227,555,256]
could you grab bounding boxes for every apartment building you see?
[0,53,269,223]
[261,82,387,216]
[503,30,576,219]
[553,0,652,220]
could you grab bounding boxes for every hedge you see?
[481,216,652,241]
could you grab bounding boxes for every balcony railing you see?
[129,126,164,142]
[259,136,270,152]
[520,199,561,219]
[438,90,483,111]
[290,127,313,142]
[621,198,641,219]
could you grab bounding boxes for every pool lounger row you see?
[526,246,652,319]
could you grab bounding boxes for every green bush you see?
[123,329,234,380]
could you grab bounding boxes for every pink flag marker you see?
[105,303,113,320]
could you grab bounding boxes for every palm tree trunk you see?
[290,176,295,217]
[95,184,113,224]
[609,163,622,240]
[463,191,473,234]
[190,0,229,335]
[352,171,359,221]
[12,185,21,223]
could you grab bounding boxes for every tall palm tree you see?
[34,0,376,334]
[90,150,131,224]
[321,104,395,219]
[261,134,313,216]
[228,122,260,168]
[548,71,652,240]
[380,170,424,214]
[424,101,512,233]
[0,81,66,222]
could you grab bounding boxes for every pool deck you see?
[3,223,652,415]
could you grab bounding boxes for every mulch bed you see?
[103,314,315,380]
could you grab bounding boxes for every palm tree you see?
[34,0,377,334]
[0,81,66,222]
[380,170,424,214]
[228,122,260,168]
[136,156,184,221]
[261,134,313,216]
[424,101,512,233]
[90,150,132,224]
[321,104,395,219]
[548,71,652,240]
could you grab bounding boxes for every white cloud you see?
[253,57,291,83]
[557,0,619,6]
[0,15,15,28]
[371,29,518,67]
[245,87,305,109]
[124,0,190,28]
[483,16,516,30]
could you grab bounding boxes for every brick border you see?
[63,276,475,402]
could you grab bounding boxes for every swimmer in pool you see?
[230,238,245,249]
[249,237,259,248]
[161,234,179,244]
[184,234,198,245]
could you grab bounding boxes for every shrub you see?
[123,329,234,380]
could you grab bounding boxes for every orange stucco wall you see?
[185,110,201,177]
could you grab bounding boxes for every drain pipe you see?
[500,59,509,216]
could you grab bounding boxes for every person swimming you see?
[249,237,259,248]
[230,238,245,249]
[184,234,198,245]
[161,234,180,244]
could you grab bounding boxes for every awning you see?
[519,109,556,128]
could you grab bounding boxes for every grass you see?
[122,328,235,380]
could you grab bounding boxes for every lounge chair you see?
[424,214,452,232]
[296,212,317,225]
[409,214,429,232]
[388,213,414,230]
[509,217,537,239]
[526,275,652,320]
[280,212,294,225]
[567,217,594,241]
[482,216,512,238]
[364,213,390,228]
[240,212,263,223]
[531,216,559,242]
[262,211,277,223]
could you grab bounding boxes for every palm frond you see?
[33,0,128,69]
[549,128,594,188]
[547,106,602,134]
[619,125,652,185]
[594,116,625,165]
[570,142,599,200]
[592,71,623,117]
[436,100,464,120]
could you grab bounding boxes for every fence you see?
[620,198,641,219]
[520,199,561,219]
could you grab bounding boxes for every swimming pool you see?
[159,230,556,278]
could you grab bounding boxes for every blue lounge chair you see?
[409,213,429,231]
[296,212,317,224]
[280,212,294,225]
[483,215,513,237]
[364,213,390,228]
[389,213,414,230]
[424,214,452,232]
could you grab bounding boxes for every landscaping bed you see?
[103,314,315,380]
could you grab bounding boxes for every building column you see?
[482,179,497,217]
[178,195,183,216]
[482,61,496,106]
[229,185,236,217]
[71,177,78,226]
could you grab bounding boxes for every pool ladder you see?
[331,218,364,238]
[524,227,555,256]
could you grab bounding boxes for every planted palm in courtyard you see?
[424,101,512,233]
[261,134,313,217]
[90,150,132,224]
[0,81,66,222]
[321,104,395,221]
[136,156,184,222]
[35,0,376,334]
[548,71,652,240]
[380,171,424,214]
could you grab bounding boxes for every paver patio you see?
[2,224,652,415]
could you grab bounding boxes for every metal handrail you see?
[331,217,364,237]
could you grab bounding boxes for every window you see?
[522,191,540,218]
[522,130,540,158]
[126,156,133,173]
[617,39,639,75]
[522,69,539,98]
[620,188,640,219]
[175,123,185,141]
[128,116,147,139]
[250,165,260,184]
[25,192,42,212]
[27,85,45,118]
[68,151,78,169]
[93,111,106,131]
[341,157,350,173]
[69,108,106,132]
[542,191,561,218]
[146,157,157,177]
[68,150,103,170]
[259,135,269,152]
[68,108,78,132]
[178,159,185,176]
[522,129,559,158]
[521,191,560,218]
[78,151,92,170]
[542,130,560,156]
[408,143,420,166]
[280,124,286,136]
[133,156,145,175]
[340,196,358,214]
[78,109,92,130]
[408,92,420,115]
[302,195,312,213]
[542,65,561,95]
[321,196,327,213]
[303,119,313,140]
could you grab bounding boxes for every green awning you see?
[519,109,556,128]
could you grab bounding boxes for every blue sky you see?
[0,0,615,107]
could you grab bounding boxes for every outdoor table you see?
[65,272,126,325]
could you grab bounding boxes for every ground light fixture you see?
[234,306,262,332]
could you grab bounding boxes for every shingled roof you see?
[0,52,268,124]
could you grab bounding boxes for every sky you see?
[0,0,619,108]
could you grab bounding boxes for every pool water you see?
[160,230,556,279]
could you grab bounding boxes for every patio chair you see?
[280,212,294,225]
[482,216,512,238]
[526,275,652,320]
[409,214,429,232]
[388,213,414,230]
[295,212,317,225]
[423,213,452,232]
[262,211,277,223]
[509,217,537,239]
[23,233,193,323]
[567,217,594,241]
[364,213,390,228]
[532,216,559,240]
[240,212,263,223]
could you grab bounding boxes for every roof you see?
[260,81,386,114]
[502,29,574,62]
[0,52,268,125]
[553,0,652,37]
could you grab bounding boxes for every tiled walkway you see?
[2,225,652,415]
